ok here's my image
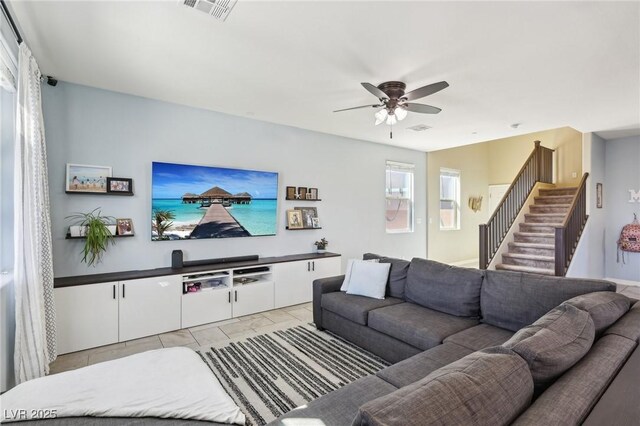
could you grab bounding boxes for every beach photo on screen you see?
[151,162,278,240]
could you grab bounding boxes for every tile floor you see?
[50,284,640,375]
[49,302,313,375]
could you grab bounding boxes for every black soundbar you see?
[171,250,259,269]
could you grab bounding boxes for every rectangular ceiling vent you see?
[407,124,432,132]
[180,0,238,22]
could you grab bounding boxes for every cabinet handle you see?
[122,283,125,298]
[307,261,310,272]
[228,291,231,303]
[234,290,238,302]
[113,285,116,299]
[312,261,315,272]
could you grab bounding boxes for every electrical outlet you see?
[572,172,577,178]
[417,218,422,224]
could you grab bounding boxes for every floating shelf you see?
[66,233,134,239]
[285,227,323,230]
[285,198,322,201]
[65,191,134,196]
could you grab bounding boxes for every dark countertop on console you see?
[54,252,341,288]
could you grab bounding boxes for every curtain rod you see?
[1,0,22,44]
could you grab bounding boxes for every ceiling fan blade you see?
[402,81,449,101]
[361,82,389,100]
[403,103,442,114]
[333,104,382,113]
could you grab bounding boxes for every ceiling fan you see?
[334,80,449,138]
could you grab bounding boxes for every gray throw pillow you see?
[563,291,631,335]
[405,258,483,318]
[362,253,410,299]
[355,346,533,426]
[503,304,595,386]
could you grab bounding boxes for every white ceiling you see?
[10,0,640,152]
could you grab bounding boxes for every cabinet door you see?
[119,275,181,341]
[310,256,342,280]
[55,282,119,354]
[182,288,233,328]
[233,281,274,317]
[273,260,313,308]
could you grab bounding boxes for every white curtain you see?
[13,43,56,383]
[0,32,17,92]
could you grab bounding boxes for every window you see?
[385,161,414,233]
[440,168,460,230]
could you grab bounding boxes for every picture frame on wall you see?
[116,218,134,236]
[286,186,297,200]
[596,183,603,208]
[297,187,307,201]
[295,207,317,228]
[312,217,320,228]
[309,188,318,200]
[65,163,112,193]
[107,177,133,195]
[286,209,304,229]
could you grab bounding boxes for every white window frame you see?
[385,160,414,234]
[439,168,460,231]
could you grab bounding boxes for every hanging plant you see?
[66,208,116,266]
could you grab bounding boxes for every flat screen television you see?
[151,161,278,240]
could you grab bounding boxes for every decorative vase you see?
[317,248,327,253]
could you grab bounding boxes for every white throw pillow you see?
[341,258,380,291]
[346,261,391,300]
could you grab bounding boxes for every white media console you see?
[54,253,341,354]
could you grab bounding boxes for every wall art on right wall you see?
[596,182,603,208]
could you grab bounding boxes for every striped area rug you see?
[196,324,389,426]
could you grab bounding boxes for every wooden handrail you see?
[559,173,589,228]
[554,172,589,276]
[479,140,554,269]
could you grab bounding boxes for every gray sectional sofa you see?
[271,254,640,425]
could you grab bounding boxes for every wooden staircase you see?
[496,187,577,276]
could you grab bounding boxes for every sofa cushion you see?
[605,300,640,342]
[271,375,397,426]
[481,269,616,332]
[512,334,636,426]
[321,292,403,325]
[376,342,473,388]
[503,304,595,386]
[341,258,381,292]
[405,258,484,318]
[356,347,533,426]
[444,323,514,351]
[563,291,631,335]
[368,302,478,350]
[346,261,391,299]
[363,253,410,299]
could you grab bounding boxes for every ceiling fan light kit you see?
[334,80,449,138]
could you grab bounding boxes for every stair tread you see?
[515,232,554,237]
[509,242,555,249]
[525,213,566,217]
[521,222,563,226]
[495,264,555,275]
[503,253,554,261]
[535,195,574,199]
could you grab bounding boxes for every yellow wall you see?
[427,127,582,264]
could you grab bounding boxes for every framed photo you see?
[286,209,304,229]
[596,183,603,208]
[116,218,134,236]
[107,177,133,194]
[295,207,317,228]
[306,193,314,200]
[297,187,307,201]
[309,188,318,200]
[65,163,112,193]
[286,186,297,200]
[312,217,320,228]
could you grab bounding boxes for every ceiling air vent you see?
[180,0,238,21]
[407,124,432,132]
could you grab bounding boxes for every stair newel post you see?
[534,140,542,181]
[479,224,488,269]
[554,226,566,276]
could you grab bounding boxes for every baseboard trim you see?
[604,277,640,287]
[449,258,479,268]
